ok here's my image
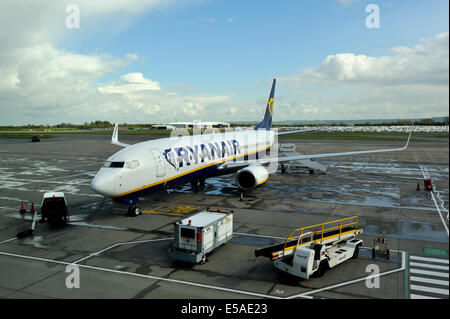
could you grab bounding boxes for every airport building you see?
[168,121,231,129]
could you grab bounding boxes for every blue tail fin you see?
[255,79,276,130]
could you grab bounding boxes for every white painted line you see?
[410,294,439,299]
[0,250,285,299]
[410,268,449,278]
[410,262,449,271]
[287,251,406,299]
[0,237,16,244]
[233,232,285,240]
[410,255,449,264]
[410,276,449,286]
[420,165,449,236]
[72,238,173,265]
[430,191,449,236]
[410,284,449,295]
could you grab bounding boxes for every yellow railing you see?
[282,216,359,253]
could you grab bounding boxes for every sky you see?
[0,0,448,125]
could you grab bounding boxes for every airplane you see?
[90,79,411,216]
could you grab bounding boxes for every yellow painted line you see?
[141,210,184,217]
[141,194,199,217]
[166,205,198,214]
[148,194,198,211]
[113,144,272,198]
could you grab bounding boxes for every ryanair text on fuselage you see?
[163,139,241,169]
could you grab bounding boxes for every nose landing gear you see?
[127,205,141,217]
[123,198,141,217]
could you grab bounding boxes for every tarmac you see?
[0,133,448,299]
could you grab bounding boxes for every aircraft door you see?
[151,149,166,177]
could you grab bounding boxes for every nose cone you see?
[90,170,117,197]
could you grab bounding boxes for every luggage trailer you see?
[255,216,363,279]
[168,209,233,264]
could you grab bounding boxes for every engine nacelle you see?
[235,165,269,191]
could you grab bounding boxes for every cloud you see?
[336,0,357,7]
[98,72,161,95]
[0,0,236,125]
[278,33,449,120]
[225,18,234,23]
[282,32,448,88]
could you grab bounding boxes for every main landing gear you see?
[191,178,206,192]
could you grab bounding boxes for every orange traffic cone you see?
[30,202,35,213]
[19,201,26,214]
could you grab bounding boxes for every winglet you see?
[111,123,130,148]
[112,123,119,144]
[401,132,412,151]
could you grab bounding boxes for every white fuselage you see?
[90,129,275,199]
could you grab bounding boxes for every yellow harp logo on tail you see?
[268,98,274,116]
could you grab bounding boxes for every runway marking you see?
[409,262,448,271]
[1,177,90,186]
[233,232,285,240]
[71,238,173,265]
[0,250,285,299]
[0,237,17,244]
[410,285,448,296]
[410,276,448,286]
[286,250,406,299]
[410,255,449,264]
[409,268,448,278]
[420,165,449,236]
[409,255,449,299]
[142,194,199,216]
[410,293,438,299]
[141,210,184,216]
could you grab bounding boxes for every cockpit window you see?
[125,160,139,169]
[103,160,139,169]
[103,161,125,168]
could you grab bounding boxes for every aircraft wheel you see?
[191,180,199,192]
[128,205,141,217]
[352,245,360,259]
[316,261,328,277]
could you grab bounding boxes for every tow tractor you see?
[40,192,69,223]
[17,192,69,239]
[255,216,363,279]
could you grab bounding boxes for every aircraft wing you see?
[111,123,131,148]
[276,132,410,162]
[222,132,411,169]
[275,128,317,136]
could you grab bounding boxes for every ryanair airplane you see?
[90,79,411,216]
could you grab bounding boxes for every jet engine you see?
[235,165,269,191]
